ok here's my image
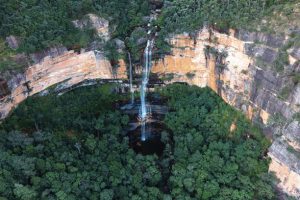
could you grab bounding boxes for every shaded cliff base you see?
[0,50,127,120]
[151,28,300,198]
[0,27,299,198]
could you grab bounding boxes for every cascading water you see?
[140,40,153,119]
[139,39,154,141]
[128,52,134,105]
[94,50,101,69]
[122,11,171,157]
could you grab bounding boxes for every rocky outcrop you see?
[5,36,20,49]
[152,33,209,87]
[151,28,300,197]
[72,14,110,41]
[0,23,299,197]
[269,134,300,197]
[0,79,9,98]
[0,50,126,120]
[30,46,68,64]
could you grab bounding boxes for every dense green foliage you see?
[0,39,25,72]
[0,0,150,53]
[160,84,276,199]
[1,0,297,67]
[0,84,164,200]
[156,0,295,35]
[0,84,277,199]
[2,84,128,132]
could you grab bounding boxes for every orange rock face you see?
[152,33,209,87]
[269,154,300,196]
[152,28,252,91]
[152,28,252,105]
[151,28,300,198]
[260,109,270,125]
[230,122,237,133]
[0,27,299,198]
[0,50,126,119]
[208,57,218,93]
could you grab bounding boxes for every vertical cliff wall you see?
[152,28,300,197]
[0,26,299,197]
[0,50,126,120]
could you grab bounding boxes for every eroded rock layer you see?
[152,28,300,197]
[0,50,126,119]
[0,27,299,197]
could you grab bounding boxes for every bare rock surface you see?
[0,27,299,197]
[72,14,110,41]
[151,28,300,197]
[5,36,20,49]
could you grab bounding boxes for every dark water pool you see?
[127,122,170,156]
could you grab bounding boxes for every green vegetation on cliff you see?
[0,39,25,72]
[0,84,277,199]
[157,0,297,35]
[1,84,128,132]
[1,0,298,68]
[0,0,150,53]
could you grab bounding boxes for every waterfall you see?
[139,39,154,141]
[128,52,134,105]
[141,121,147,141]
[94,50,101,69]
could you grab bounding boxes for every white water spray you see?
[139,39,154,141]
[128,52,134,105]
[94,50,101,69]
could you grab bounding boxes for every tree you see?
[100,189,114,200]
[13,184,37,200]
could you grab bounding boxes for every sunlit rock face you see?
[152,29,252,94]
[0,24,299,197]
[152,28,300,197]
[269,132,300,197]
[0,50,126,120]
[152,33,209,87]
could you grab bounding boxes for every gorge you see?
[0,0,299,199]
[1,26,299,198]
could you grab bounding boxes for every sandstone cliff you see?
[152,28,300,197]
[0,26,299,197]
[0,50,126,119]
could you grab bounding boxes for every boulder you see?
[6,36,20,49]
[114,39,125,50]
[283,121,300,148]
[72,14,110,41]
[137,38,147,46]
[30,46,67,64]
[130,27,147,47]
[291,84,300,106]
[142,16,151,24]
[290,48,300,60]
